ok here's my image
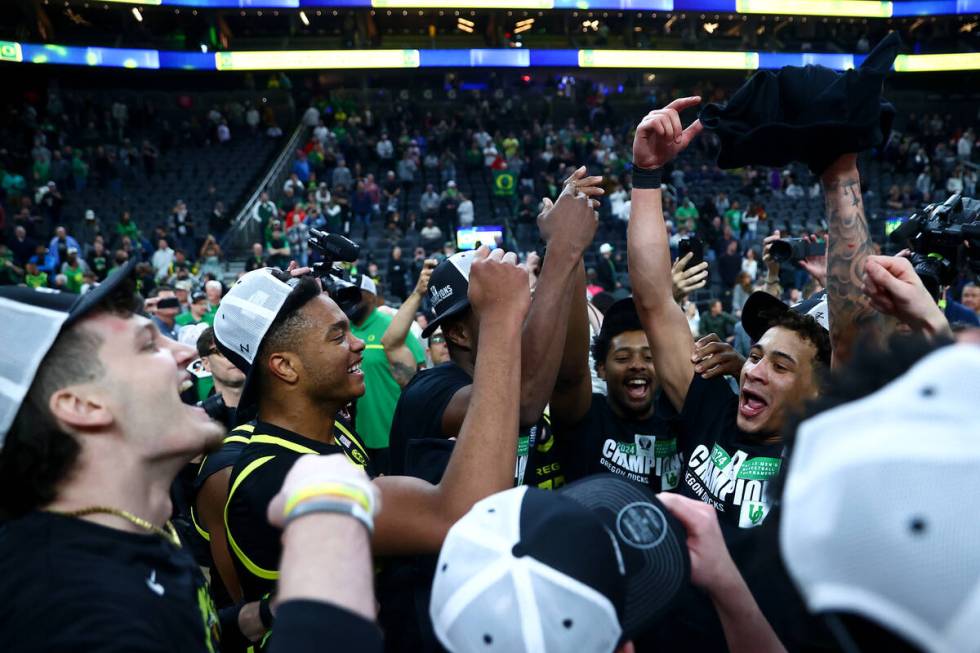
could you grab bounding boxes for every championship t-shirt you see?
[224,419,371,602]
[388,362,565,489]
[675,375,784,530]
[0,511,219,653]
[351,308,425,450]
[558,392,683,492]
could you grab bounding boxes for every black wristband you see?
[631,165,662,190]
[259,595,275,629]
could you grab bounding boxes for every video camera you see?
[889,193,980,299]
[307,229,363,312]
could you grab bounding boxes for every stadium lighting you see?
[894,52,980,72]
[514,17,534,34]
[131,7,143,22]
[299,10,310,26]
[704,21,718,33]
[457,17,475,32]
[735,0,893,18]
[580,49,759,70]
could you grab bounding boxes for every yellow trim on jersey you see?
[248,435,319,455]
[334,419,370,467]
[192,429,254,541]
[190,506,210,542]
[224,455,279,581]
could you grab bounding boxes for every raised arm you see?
[372,246,530,556]
[517,169,600,426]
[820,154,891,367]
[381,259,436,387]
[437,171,601,435]
[659,494,787,653]
[548,260,593,427]
[628,97,704,412]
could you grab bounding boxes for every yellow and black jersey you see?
[190,422,255,546]
[224,418,371,602]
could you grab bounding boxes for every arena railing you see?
[222,121,309,259]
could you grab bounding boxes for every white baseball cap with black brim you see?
[420,251,478,339]
[0,259,136,448]
[212,268,308,421]
[430,474,689,653]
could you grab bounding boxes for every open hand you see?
[632,97,704,170]
[672,252,709,302]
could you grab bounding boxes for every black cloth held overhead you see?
[0,511,219,653]
[700,32,901,174]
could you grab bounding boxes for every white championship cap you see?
[781,344,980,653]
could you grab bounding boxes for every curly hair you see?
[759,307,832,369]
[0,277,141,519]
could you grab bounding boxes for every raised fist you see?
[468,245,531,324]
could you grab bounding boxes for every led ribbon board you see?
[214,49,419,70]
[70,0,980,14]
[2,41,979,72]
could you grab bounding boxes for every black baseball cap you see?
[596,297,644,343]
[421,250,479,338]
[0,259,137,447]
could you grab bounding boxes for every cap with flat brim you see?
[421,250,477,338]
[560,475,689,636]
[0,259,137,447]
[741,290,829,345]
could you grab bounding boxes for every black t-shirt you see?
[267,600,383,653]
[224,419,371,602]
[0,511,219,653]
[388,362,565,489]
[558,392,683,492]
[675,375,783,530]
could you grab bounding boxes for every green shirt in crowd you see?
[25,272,48,289]
[62,264,85,293]
[351,308,425,450]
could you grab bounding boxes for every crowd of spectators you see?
[3,48,980,653]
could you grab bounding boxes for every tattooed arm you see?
[820,154,892,368]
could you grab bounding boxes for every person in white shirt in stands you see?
[302,105,320,128]
[957,128,974,161]
[456,194,474,229]
[313,120,329,145]
[947,165,964,194]
[216,120,231,144]
[376,133,394,162]
[151,238,175,282]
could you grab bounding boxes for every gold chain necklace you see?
[52,506,181,548]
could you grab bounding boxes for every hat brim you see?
[421,297,471,339]
[560,475,689,637]
[741,291,794,343]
